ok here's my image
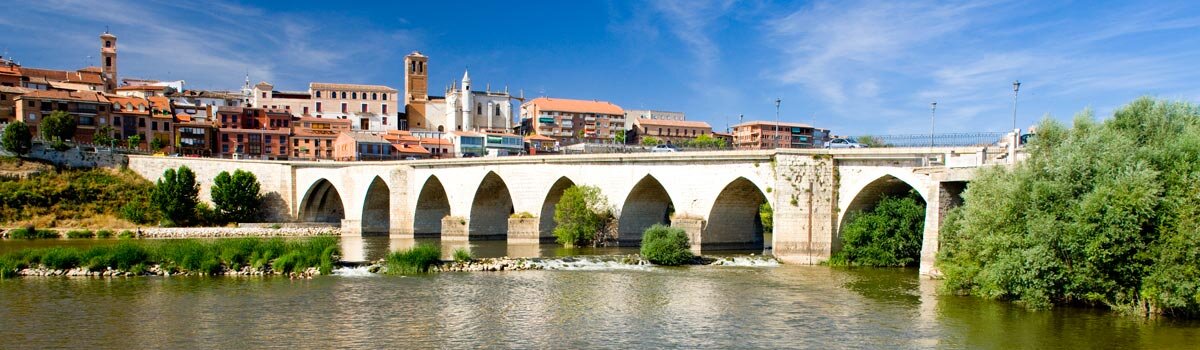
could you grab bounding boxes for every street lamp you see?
[930,101,937,148]
[774,98,781,149]
[1011,80,1021,132]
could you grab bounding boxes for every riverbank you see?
[0,226,340,239]
[353,254,780,274]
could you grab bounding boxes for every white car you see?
[824,138,867,149]
[651,144,680,152]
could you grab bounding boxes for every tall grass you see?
[8,227,59,239]
[0,237,340,278]
[385,244,442,274]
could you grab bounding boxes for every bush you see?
[453,248,472,263]
[760,202,773,233]
[509,212,534,219]
[1,121,32,156]
[828,191,925,267]
[8,226,59,239]
[640,224,694,266]
[65,229,95,239]
[938,98,1200,317]
[151,166,199,226]
[211,170,263,223]
[39,110,76,142]
[117,230,135,239]
[385,244,441,274]
[96,229,114,238]
[0,167,156,227]
[39,247,81,269]
[0,237,339,276]
[552,185,611,247]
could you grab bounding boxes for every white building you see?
[624,109,685,129]
[426,70,514,133]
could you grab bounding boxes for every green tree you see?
[93,125,115,147]
[641,136,661,147]
[40,110,76,142]
[1,121,32,156]
[759,202,773,234]
[151,166,199,226]
[553,185,611,247]
[829,191,925,267]
[640,224,694,265]
[211,170,263,223]
[938,97,1200,317]
[126,134,142,150]
[149,137,165,153]
[856,135,887,148]
[614,129,626,144]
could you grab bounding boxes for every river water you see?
[1,236,1198,349]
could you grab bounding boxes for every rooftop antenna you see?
[105,25,110,34]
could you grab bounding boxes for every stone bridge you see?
[128,147,1017,276]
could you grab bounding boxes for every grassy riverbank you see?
[0,236,339,278]
[0,159,153,229]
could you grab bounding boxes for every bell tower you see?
[404,51,428,130]
[100,30,118,92]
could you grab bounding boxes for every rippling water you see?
[2,236,1198,349]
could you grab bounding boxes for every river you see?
[1,236,1198,349]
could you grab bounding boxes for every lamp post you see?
[774,98,781,149]
[930,101,937,148]
[1011,80,1021,132]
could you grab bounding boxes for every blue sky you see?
[2,0,1198,135]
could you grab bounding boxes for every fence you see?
[847,132,1010,148]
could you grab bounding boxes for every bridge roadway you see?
[128,147,1016,277]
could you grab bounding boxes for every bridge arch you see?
[360,176,390,235]
[468,171,514,240]
[413,175,450,237]
[703,177,770,251]
[299,178,345,224]
[617,174,674,245]
[836,174,927,254]
[539,176,576,239]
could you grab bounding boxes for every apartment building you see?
[520,97,624,145]
[732,120,830,149]
[291,116,351,160]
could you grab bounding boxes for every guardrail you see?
[846,132,1010,148]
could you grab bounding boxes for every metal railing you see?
[846,132,1009,148]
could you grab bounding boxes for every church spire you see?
[462,68,471,84]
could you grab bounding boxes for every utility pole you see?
[930,101,937,148]
[1012,80,1021,133]
[774,98,781,149]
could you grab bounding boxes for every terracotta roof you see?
[633,118,711,129]
[175,114,193,122]
[732,120,815,128]
[20,67,104,85]
[525,134,555,142]
[107,96,151,114]
[78,66,103,73]
[310,82,397,92]
[340,131,390,143]
[48,81,95,92]
[419,137,452,145]
[116,85,167,91]
[292,129,341,138]
[393,143,431,155]
[0,65,20,77]
[19,90,108,103]
[524,97,623,115]
[0,86,31,94]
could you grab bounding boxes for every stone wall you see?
[23,143,128,168]
[137,227,339,238]
[506,217,541,244]
[128,156,296,222]
[770,153,837,264]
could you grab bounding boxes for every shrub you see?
[1,121,32,156]
[385,244,441,274]
[39,247,82,270]
[65,229,95,239]
[759,202,773,233]
[9,226,59,239]
[96,229,114,238]
[938,98,1200,316]
[39,111,76,142]
[453,248,472,263]
[828,191,925,267]
[553,185,611,247]
[117,230,135,239]
[151,166,199,226]
[510,212,534,219]
[210,170,263,224]
[640,224,694,266]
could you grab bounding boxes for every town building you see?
[0,86,31,123]
[175,118,216,157]
[250,81,311,117]
[520,97,625,145]
[144,96,177,153]
[732,120,831,149]
[308,82,399,131]
[380,130,432,159]
[447,131,486,157]
[410,131,455,158]
[482,132,524,156]
[0,57,21,87]
[525,134,556,155]
[334,132,396,161]
[630,118,713,145]
[291,116,351,160]
[14,90,111,143]
[214,106,291,159]
[106,95,150,148]
[623,110,685,129]
[114,84,170,98]
[403,52,515,133]
[9,32,117,93]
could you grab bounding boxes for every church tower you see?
[100,31,118,92]
[461,69,473,130]
[404,51,428,130]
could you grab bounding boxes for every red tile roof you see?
[20,67,104,85]
[19,90,109,103]
[633,118,711,129]
[524,97,623,115]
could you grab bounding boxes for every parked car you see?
[824,138,867,149]
[651,144,680,153]
[403,156,420,161]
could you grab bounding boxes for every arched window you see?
[373,93,378,100]
[476,103,482,114]
[437,125,444,132]
[382,93,388,100]
[410,61,416,72]
[352,92,357,99]
[315,91,321,98]
[341,92,346,99]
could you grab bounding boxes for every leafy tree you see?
[1,121,32,156]
[211,170,263,223]
[553,185,611,247]
[829,191,925,267]
[614,129,626,144]
[93,125,115,146]
[151,166,199,226]
[126,134,142,149]
[149,137,165,153]
[759,202,773,233]
[640,224,694,265]
[641,136,661,147]
[938,97,1200,317]
[40,110,76,142]
[856,135,887,148]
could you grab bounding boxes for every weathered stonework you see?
[506,217,541,244]
[441,216,468,241]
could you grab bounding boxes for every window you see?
[222,145,229,153]
[352,92,357,99]
[341,92,346,99]
[105,40,111,48]
[361,104,367,113]
[105,57,112,67]
[222,134,229,142]
[476,103,482,114]
[382,93,388,100]
[236,145,243,153]
[114,118,121,126]
[372,93,378,100]
[293,139,298,146]
[261,92,266,98]
[237,134,243,142]
[325,140,331,147]
[265,135,272,144]
[382,104,388,115]
[341,103,347,113]
[383,117,388,125]
[280,136,286,144]
[315,91,321,98]
[165,123,170,131]
[139,118,146,127]
[316,102,322,112]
